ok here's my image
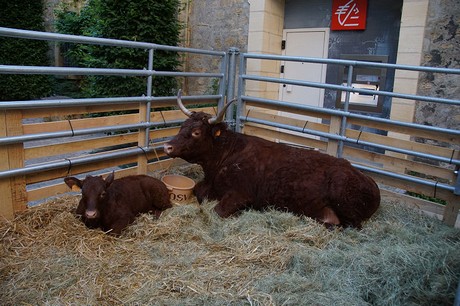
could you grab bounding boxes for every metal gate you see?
[0,27,459,226]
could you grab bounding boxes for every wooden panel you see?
[348,117,460,144]
[0,111,14,219]
[150,107,216,123]
[243,124,328,151]
[246,101,332,121]
[23,113,139,134]
[150,127,180,140]
[26,148,169,185]
[367,172,459,227]
[380,189,446,217]
[22,104,140,119]
[6,111,27,213]
[22,102,217,120]
[25,133,139,160]
[343,146,456,182]
[326,116,341,156]
[249,110,330,133]
[345,127,457,159]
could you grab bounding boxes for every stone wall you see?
[415,0,459,142]
[179,0,250,95]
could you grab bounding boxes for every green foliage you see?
[406,191,447,205]
[0,0,52,101]
[55,0,181,97]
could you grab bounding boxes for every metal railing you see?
[0,27,228,179]
[0,26,459,216]
[235,53,460,195]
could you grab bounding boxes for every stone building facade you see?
[42,0,458,134]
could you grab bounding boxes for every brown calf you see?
[64,173,172,235]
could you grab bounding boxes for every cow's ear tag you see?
[214,129,221,137]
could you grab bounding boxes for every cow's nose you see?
[163,143,173,154]
[85,209,98,219]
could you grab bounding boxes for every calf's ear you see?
[64,177,83,191]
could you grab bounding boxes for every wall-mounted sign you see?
[331,0,368,30]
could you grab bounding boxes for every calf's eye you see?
[192,130,201,138]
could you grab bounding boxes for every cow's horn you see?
[176,89,193,117]
[208,98,237,124]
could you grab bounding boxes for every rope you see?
[245,109,251,122]
[434,181,438,199]
[356,130,363,144]
[449,149,455,164]
[64,158,72,176]
[159,110,167,126]
[302,121,309,133]
[67,119,75,137]
[137,146,149,161]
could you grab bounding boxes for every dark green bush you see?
[55,0,181,97]
[0,0,52,101]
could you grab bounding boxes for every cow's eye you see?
[100,191,107,199]
[192,130,201,138]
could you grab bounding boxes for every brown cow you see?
[163,91,380,228]
[64,173,172,235]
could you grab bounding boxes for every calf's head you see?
[64,173,115,225]
[163,90,235,163]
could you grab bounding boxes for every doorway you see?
[279,28,329,124]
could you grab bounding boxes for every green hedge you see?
[56,0,181,97]
[0,0,52,101]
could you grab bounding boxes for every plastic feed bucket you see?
[161,175,196,205]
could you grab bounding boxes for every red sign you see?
[331,0,368,30]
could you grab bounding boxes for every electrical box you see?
[336,54,388,113]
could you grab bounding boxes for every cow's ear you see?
[212,125,224,138]
[105,172,115,187]
[64,177,83,191]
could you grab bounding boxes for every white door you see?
[279,28,329,125]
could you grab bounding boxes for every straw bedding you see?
[1,165,459,305]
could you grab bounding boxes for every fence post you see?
[337,64,354,158]
[235,53,247,133]
[226,47,239,130]
[138,48,155,174]
[0,110,26,219]
[326,115,341,156]
[442,193,460,227]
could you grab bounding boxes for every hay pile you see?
[1,166,459,305]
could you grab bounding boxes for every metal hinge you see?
[281,40,286,50]
[280,65,284,73]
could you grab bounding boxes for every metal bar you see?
[0,65,224,79]
[144,49,154,147]
[0,123,150,146]
[0,145,165,180]
[235,53,247,133]
[149,71,223,78]
[0,117,188,147]
[337,65,354,158]
[242,96,460,137]
[353,163,455,193]
[242,53,460,75]
[217,51,229,110]
[0,95,222,109]
[0,27,226,56]
[225,47,239,128]
[241,116,460,166]
[242,74,460,106]
[0,65,151,76]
